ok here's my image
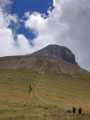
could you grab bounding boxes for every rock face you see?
[33,44,78,65]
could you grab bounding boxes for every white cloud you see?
[15,34,34,55]
[0,0,35,57]
[0,27,34,56]
[0,0,12,8]
[24,0,90,71]
[0,9,18,28]
[0,28,14,56]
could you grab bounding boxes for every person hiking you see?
[78,107,82,114]
[29,86,32,92]
[72,107,76,114]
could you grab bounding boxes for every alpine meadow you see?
[0,45,90,120]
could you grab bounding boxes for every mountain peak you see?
[33,44,78,65]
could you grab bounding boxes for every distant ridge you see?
[33,44,78,65]
[0,44,89,75]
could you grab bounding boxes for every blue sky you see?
[0,0,90,71]
[11,0,53,17]
[10,0,53,40]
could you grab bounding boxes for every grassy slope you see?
[0,68,90,120]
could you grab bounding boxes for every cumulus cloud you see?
[24,0,90,71]
[0,0,35,57]
[15,34,34,54]
[0,0,12,8]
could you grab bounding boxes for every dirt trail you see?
[30,73,50,105]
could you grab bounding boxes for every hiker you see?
[78,107,82,114]
[29,86,32,92]
[72,107,76,114]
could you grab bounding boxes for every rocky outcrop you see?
[0,44,89,75]
[33,44,78,65]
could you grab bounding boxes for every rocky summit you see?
[0,44,89,75]
[33,44,78,65]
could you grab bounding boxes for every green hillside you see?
[0,68,90,120]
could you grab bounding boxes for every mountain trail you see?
[30,61,51,105]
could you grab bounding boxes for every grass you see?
[0,68,90,120]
